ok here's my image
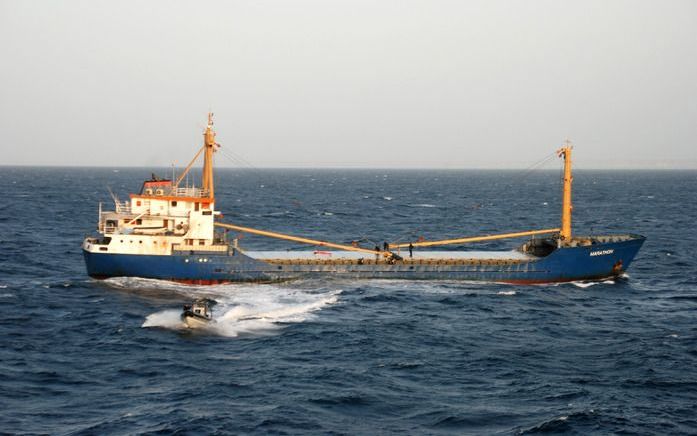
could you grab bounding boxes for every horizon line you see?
[1,164,696,171]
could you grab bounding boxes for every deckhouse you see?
[83,113,225,257]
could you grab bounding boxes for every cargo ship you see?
[83,114,645,284]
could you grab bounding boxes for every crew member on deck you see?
[409,243,414,258]
[383,241,389,252]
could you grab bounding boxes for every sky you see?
[1,0,695,169]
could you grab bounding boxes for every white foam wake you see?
[141,283,341,338]
[142,309,184,329]
[571,279,616,288]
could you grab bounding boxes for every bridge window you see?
[171,201,177,207]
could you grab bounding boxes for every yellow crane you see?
[214,222,560,255]
[195,114,574,256]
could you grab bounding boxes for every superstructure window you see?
[171,201,177,207]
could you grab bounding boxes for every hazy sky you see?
[1,0,695,169]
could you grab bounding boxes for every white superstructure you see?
[82,113,224,256]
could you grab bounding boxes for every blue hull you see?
[83,236,645,284]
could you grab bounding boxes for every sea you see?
[1,167,696,435]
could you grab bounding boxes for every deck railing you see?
[115,201,131,213]
[172,187,210,198]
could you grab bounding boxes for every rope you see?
[215,146,376,249]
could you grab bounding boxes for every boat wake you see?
[570,279,617,288]
[139,281,341,338]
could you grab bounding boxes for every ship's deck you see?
[246,250,535,261]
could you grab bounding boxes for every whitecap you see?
[0,293,15,298]
[383,196,393,201]
[497,290,516,296]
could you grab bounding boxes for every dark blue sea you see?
[1,167,696,435]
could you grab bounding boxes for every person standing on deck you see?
[409,243,414,258]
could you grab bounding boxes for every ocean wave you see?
[406,203,438,208]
